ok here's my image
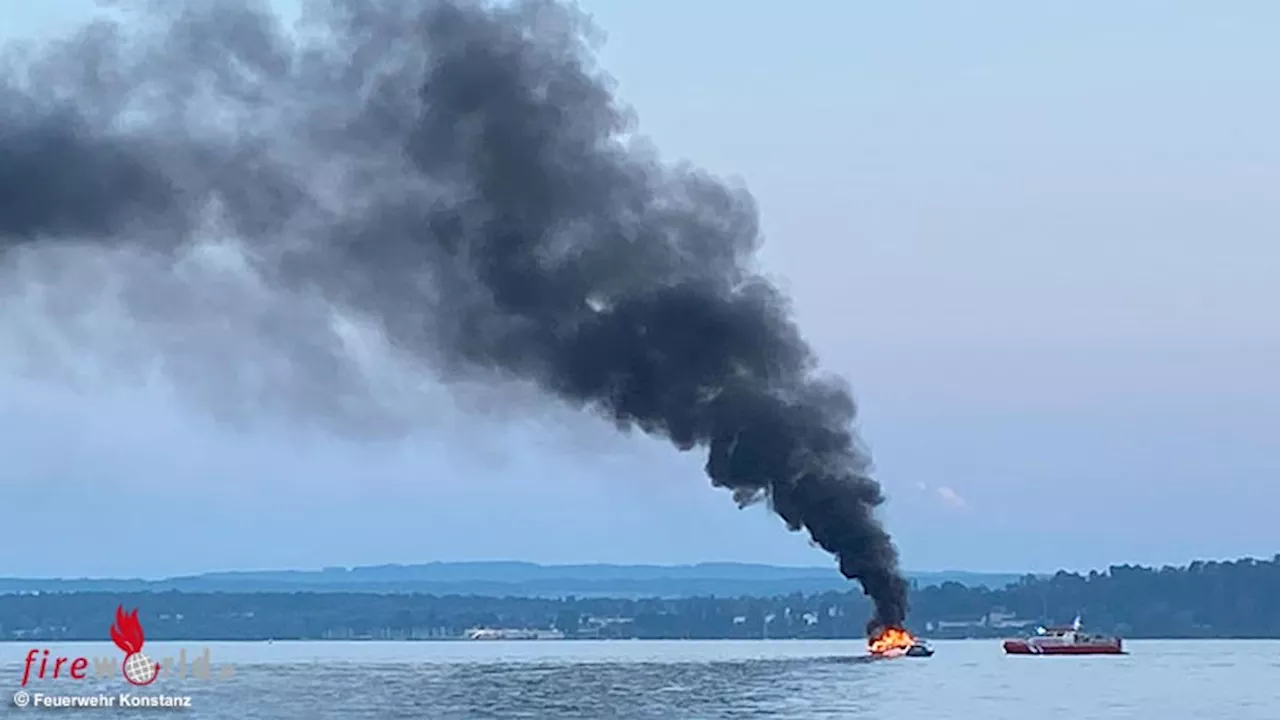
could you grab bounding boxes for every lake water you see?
[3,639,1277,718]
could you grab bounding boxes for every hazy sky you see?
[2,1,1277,578]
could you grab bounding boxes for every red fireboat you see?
[1002,616,1124,655]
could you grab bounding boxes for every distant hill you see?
[5,557,1278,640]
[0,562,1024,597]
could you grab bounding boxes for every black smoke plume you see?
[0,0,909,629]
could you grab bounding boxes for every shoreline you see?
[2,636,1278,644]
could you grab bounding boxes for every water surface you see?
[4,640,1275,718]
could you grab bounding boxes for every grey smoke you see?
[0,0,909,629]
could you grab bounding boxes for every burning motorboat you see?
[868,626,933,658]
[905,640,935,657]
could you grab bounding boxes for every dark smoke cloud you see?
[0,0,909,628]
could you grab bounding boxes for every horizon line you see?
[4,554,1274,583]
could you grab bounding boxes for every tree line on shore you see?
[2,555,1276,640]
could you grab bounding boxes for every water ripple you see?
[2,640,1274,719]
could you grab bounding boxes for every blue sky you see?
[2,1,1277,578]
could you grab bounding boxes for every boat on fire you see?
[1002,616,1124,655]
[868,627,934,658]
[904,640,934,657]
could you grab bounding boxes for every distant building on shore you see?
[924,608,1035,637]
[466,627,566,640]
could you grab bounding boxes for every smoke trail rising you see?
[0,0,908,627]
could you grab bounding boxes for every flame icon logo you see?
[110,605,160,686]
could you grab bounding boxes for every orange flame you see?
[868,626,916,655]
[110,605,146,655]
